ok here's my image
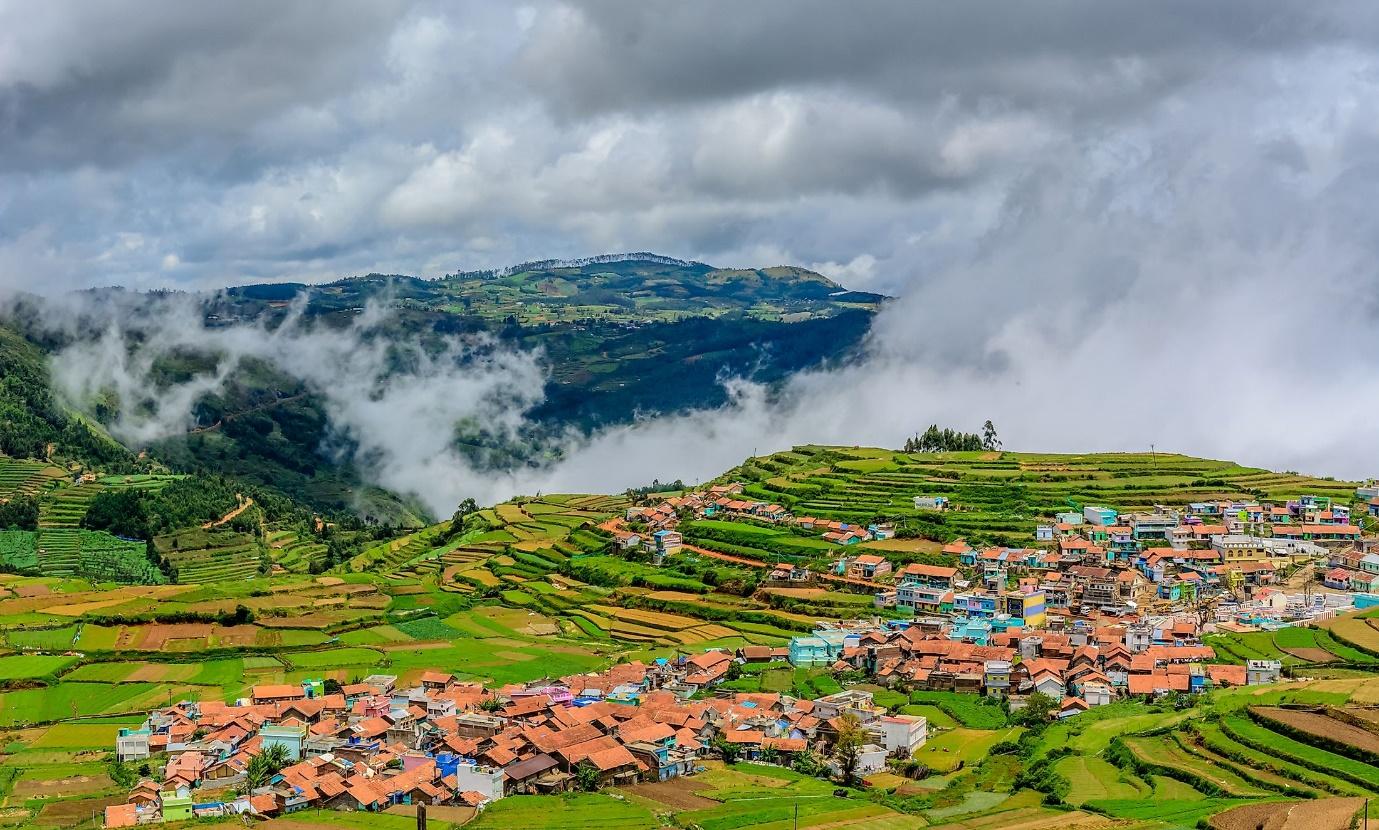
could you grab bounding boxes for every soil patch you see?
[1253,707,1379,756]
[1211,798,1364,830]
[1280,647,1338,663]
[620,777,719,810]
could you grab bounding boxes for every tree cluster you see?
[902,421,1001,453]
[83,475,244,540]
[0,496,38,531]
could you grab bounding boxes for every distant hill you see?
[3,254,887,524]
[220,254,886,325]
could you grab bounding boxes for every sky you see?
[5,1,1379,501]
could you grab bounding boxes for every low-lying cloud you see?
[6,2,1379,505]
[40,294,549,515]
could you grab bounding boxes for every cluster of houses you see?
[623,484,1373,619]
[103,653,928,827]
[787,614,1281,718]
[622,482,894,547]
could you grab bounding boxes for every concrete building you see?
[116,728,151,763]
[872,715,927,756]
[260,723,308,762]
[451,760,506,803]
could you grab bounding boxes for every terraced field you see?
[155,527,263,582]
[0,457,66,500]
[1207,622,1379,669]
[266,528,329,572]
[719,446,1359,547]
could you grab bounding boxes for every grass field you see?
[0,654,77,680]
[1056,756,1149,804]
[468,792,658,830]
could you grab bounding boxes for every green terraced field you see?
[155,527,263,583]
[37,483,103,529]
[716,446,1361,546]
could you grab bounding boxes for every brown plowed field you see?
[1278,647,1337,663]
[1211,797,1364,830]
[620,777,720,810]
[1252,706,1379,755]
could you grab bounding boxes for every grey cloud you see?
[3,0,1379,490]
[516,1,1368,119]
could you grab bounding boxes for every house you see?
[768,563,810,583]
[104,804,144,829]
[913,496,949,511]
[828,744,888,776]
[420,671,455,693]
[451,761,507,803]
[503,754,567,795]
[685,650,734,686]
[116,728,151,763]
[788,631,853,666]
[160,791,194,823]
[251,684,306,705]
[848,555,892,579]
[1324,567,1354,590]
[1083,506,1117,526]
[1246,660,1282,685]
[897,563,958,590]
[1082,682,1113,707]
[872,715,927,756]
[652,529,683,555]
[983,660,1012,695]
[826,531,868,546]
[1030,671,1066,700]
[260,723,308,762]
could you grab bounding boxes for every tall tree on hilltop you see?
[982,420,1001,451]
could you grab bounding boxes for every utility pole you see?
[794,799,799,830]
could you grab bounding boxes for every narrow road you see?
[203,497,254,529]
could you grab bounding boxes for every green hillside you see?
[4,254,884,523]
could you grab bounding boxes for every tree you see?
[0,495,38,530]
[713,734,743,763]
[832,713,866,784]
[725,662,743,681]
[241,743,290,793]
[982,420,1001,451]
[902,424,986,453]
[1011,692,1057,726]
[792,749,827,777]
[574,761,601,792]
[478,695,504,712]
[449,498,478,530]
[82,489,150,540]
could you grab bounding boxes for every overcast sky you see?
[2,1,1374,296]
[8,2,1379,486]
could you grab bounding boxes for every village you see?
[98,476,1379,826]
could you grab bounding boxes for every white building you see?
[116,728,151,762]
[451,761,506,803]
[872,715,927,756]
[1082,682,1113,707]
[1246,660,1282,685]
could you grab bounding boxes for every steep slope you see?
[4,254,885,523]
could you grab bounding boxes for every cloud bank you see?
[4,1,1379,500]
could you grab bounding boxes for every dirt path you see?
[187,392,307,435]
[203,496,254,529]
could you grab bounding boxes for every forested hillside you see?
[0,255,884,524]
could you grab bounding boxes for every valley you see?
[0,443,1376,829]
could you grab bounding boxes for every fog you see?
[7,3,1379,511]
